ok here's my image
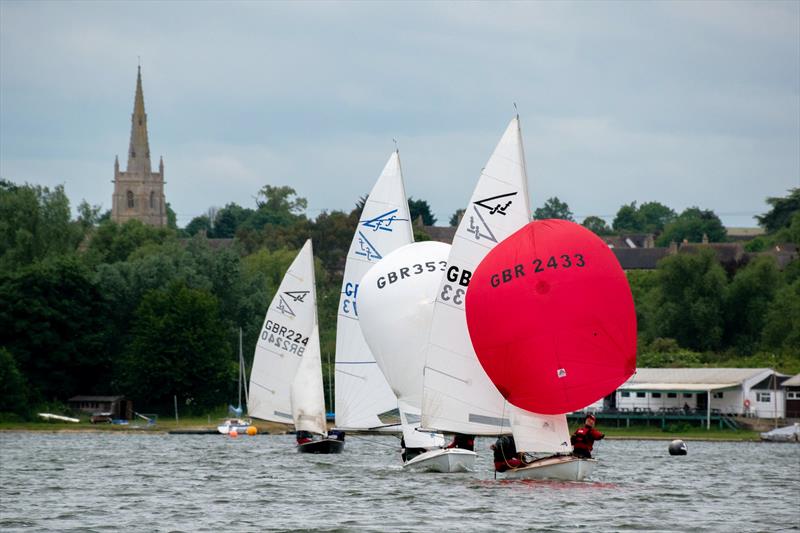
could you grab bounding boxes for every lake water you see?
[1,432,798,532]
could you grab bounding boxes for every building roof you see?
[613,247,671,270]
[620,368,772,392]
[780,374,800,388]
[423,225,456,244]
[751,374,791,390]
[68,395,125,402]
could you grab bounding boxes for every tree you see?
[0,348,29,417]
[449,208,465,227]
[761,278,800,354]
[582,216,612,236]
[166,203,178,230]
[638,202,676,233]
[212,203,254,238]
[119,282,232,411]
[612,202,642,232]
[84,219,173,264]
[649,249,727,351]
[185,215,212,236]
[243,186,308,230]
[534,197,574,221]
[724,255,782,352]
[656,207,726,246]
[76,200,103,232]
[408,197,436,226]
[756,188,799,233]
[0,181,82,269]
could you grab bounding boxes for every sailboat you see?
[465,219,637,479]
[334,151,414,431]
[248,239,343,453]
[358,241,476,472]
[218,328,254,435]
[421,116,578,480]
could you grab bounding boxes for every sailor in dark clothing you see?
[400,436,427,463]
[571,414,604,458]
[491,435,523,472]
[446,433,475,451]
[296,430,314,445]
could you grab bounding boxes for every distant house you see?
[782,374,800,419]
[68,396,132,420]
[611,368,785,418]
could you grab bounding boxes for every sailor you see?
[446,433,475,451]
[571,414,604,458]
[491,435,522,472]
[400,436,427,463]
[296,430,313,445]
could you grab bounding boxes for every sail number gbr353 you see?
[261,319,309,356]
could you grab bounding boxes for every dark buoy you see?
[669,439,687,455]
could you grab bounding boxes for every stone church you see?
[111,67,167,226]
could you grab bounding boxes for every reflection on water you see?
[1,432,798,532]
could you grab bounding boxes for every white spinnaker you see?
[249,240,316,424]
[335,151,414,429]
[291,324,327,435]
[421,117,571,452]
[358,242,450,449]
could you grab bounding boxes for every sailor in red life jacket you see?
[446,433,475,451]
[571,414,604,458]
[296,430,313,445]
[491,435,523,472]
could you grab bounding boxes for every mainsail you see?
[248,240,317,425]
[334,151,414,429]
[421,117,571,453]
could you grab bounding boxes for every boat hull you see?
[502,455,596,481]
[403,448,477,473]
[297,438,345,454]
[217,421,252,435]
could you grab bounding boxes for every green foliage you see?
[656,207,727,246]
[637,338,702,367]
[612,201,676,234]
[449,208,465,227]
[761,278,800,354]
[582,216,612,236]
[166,203,178,230]
[408,197,436,226]
[185,215,212,236]
[724,256,782,352]
[648,250,727,351]
[0,255,111,401]
[212,203,254,238]
[0,181,83,269]
[534,197,574,221]
[85,219,174,264]
[120,282,232,412]
[76,200,103,232]
[0,348,29,417]
[756,188,799,233]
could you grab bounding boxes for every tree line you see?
[1,179,797,419]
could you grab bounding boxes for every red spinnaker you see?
[465,219,637,415]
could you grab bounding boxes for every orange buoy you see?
[229,429,238,438]
[246,426,257,436]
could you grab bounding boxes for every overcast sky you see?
[1,1,798,228]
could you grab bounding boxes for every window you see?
[788,392,800,400]
[150,191,155,209]
[667,393,677,398]
[652,392,662,398]
[126,191,134,208]
[713,392,724,399]
[756,392,771,402]
[636,392,646,398]
[683,393,692,398]
[621,392,630,398]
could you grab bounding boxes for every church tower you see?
[111,66,167,226]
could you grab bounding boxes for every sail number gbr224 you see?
[261,319,309,356]
[489,254,586,287]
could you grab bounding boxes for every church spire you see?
[127,65,151,173]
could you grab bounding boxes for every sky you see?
[1,1,798,228]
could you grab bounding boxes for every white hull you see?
[217,419,252,435]
[403,448,477,473]
[502,455,596,481]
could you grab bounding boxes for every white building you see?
[612,368,787,425]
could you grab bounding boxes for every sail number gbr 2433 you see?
[261,319,309,356]
[490,254,586,287]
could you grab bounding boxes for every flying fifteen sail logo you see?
[473,192,517,215]
[275,295,296,317]
[361,209,407,232]
[354,231,382,261]
[283,290,309,303]
[467,208,498,243]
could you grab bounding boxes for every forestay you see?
[248,240,316,424]
[421,117,571,452]
[335,151,414,429]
